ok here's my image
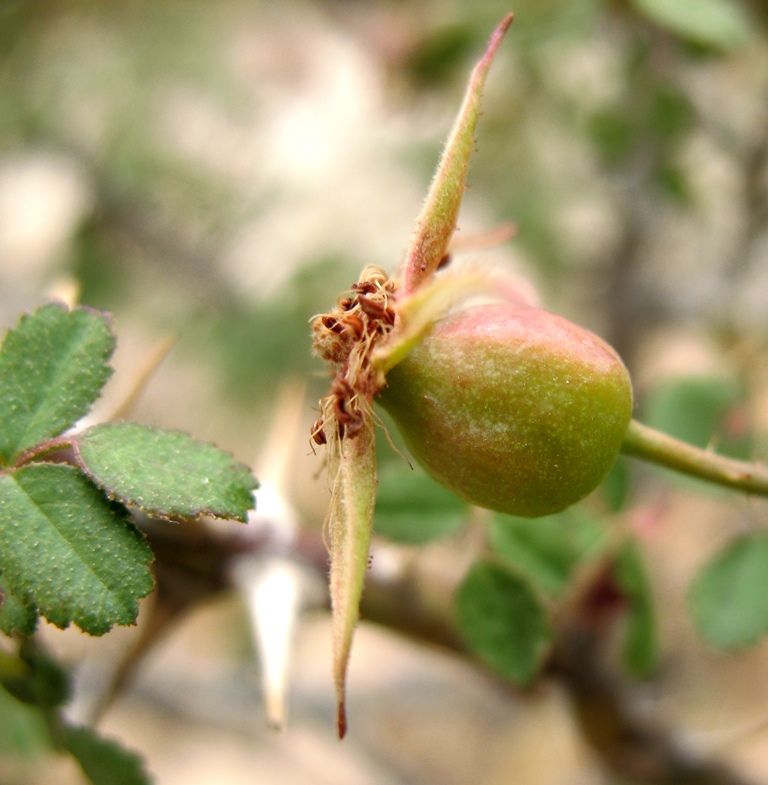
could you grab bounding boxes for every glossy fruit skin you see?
[378,303,633,517]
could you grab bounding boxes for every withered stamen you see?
[311,265,397,445]
[357,294,387,320]
[311,419,327,445]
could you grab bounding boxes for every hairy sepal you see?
[327,415,377,739]
[398,14,514,293]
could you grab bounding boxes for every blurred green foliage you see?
[615,540,658,677]
[690,531,768,649]
[490,508,606,597]
[455,559,552,684]
[643,375,752,457]
[630,0,752,49]
[0,684,51,759]
[374,462,468,544]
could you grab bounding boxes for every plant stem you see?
[621,418,768,498]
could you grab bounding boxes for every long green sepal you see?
[398,14,513,293]
[327,415,377,738]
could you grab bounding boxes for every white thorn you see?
[231,554,324,731]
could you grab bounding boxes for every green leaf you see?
[690,532,768,649]
[0,464,154,634]
[631,0,751,50]
[0,575,38,637]
[73,422,257,521]
[63,725,153,785]
[374,465,467,544]
[1,646,152,782]
[601,456,631,512]
[0,681,52,757]
[1,640,70,709]
[490,508,606,597]
[0,304,115,465]
[455,560,552,684]
[615,541,658,676]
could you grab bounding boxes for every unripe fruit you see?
[378,303,633,517]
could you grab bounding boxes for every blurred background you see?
[1,0,768,783]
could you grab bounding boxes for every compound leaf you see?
[0,464,153,635]
[0,304,115,466]
[455,560,552,684]
[73,422,257,521]
[690,532,768,649]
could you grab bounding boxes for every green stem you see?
[621,418,768,498]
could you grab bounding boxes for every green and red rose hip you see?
[379,302,633,517]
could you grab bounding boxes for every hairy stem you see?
[621,418,768,497]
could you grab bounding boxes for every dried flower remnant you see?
[312,265,397,442]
